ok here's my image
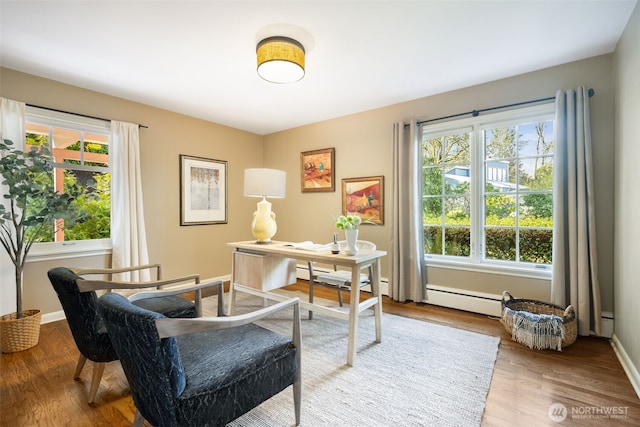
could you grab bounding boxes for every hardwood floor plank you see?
[1,280,638,426]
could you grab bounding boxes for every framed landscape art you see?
[180,154,227,225]
[300,147,335,192]
[342,175,384,225]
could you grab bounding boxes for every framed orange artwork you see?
[342,175,384,225]
[300,148,335,192]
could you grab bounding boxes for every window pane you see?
[485,194,516,226]
[444,134,470,164]
[83,135,109,168]
[444,227,470,257]
[424,226,442,255]
[423,197,442,224]
[485,126,516,160]
[519,229,552,264]
[422,167,443,196]
[485,228,516,261]
[444,195,470,226]
[65,171,111,240]
[518,121,553,158]
[520,194,553,224]
[422,137,443,166]
[520,157,553,190]
[52,127,82,165]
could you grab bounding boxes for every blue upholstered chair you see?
[97,291,301,427]
[47,265,224,404]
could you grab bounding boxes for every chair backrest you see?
[97,292,185,427]
[338,240,376,251]
[47,267,118,362]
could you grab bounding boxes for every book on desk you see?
[280,241,332,252]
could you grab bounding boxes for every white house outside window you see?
[421,104,555,272]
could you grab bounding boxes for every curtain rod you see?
[416,88,595,126]
[26,103,149,129]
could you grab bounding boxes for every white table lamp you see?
[244,168,286,244]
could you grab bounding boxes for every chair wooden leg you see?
[133,410,145,427]
[308,280,314,320]
[87,362,105,404]
[293,379,301,426]
[337,288,344,307]
[73,354,87,380]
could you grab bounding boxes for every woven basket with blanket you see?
[500,291,577,351]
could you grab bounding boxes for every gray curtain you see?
[390,120,425,302]
[551,87,601,336]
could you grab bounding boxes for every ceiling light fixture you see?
[256,36,305,84]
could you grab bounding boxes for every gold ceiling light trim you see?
[256,36,305,84]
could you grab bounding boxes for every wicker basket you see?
[501,291,576,350]
[0,309,42,353]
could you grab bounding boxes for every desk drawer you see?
[233,251,297,291]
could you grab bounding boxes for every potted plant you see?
[0,138,84,352]
[335,213,362,255]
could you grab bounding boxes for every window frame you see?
[421,103,555,279]
[25,107,112,260]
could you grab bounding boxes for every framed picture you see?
[180,154,227,225]
[300,147,335,192]
[342,176,384,225]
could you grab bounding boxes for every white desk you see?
[227,240,387,366]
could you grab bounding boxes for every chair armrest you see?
[130,279,225,317]
[77,274,200,292]
[78,275,224,317]
[72,264,162,279]
[155,297,300,339]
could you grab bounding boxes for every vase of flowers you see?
[335,213,362,255]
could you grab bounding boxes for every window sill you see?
[27,239,112,263]
[423,256,552,281]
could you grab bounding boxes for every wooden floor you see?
[1,281,639,426]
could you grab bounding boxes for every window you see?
[421,104,554,271]
[25,108,111,247]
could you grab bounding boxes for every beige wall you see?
[264,54,616,309]
[0,52,617,318]
[1,67,263,316]
[613,2,640,388]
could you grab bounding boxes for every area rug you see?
[202,292,500,427]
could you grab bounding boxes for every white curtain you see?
[551,87,601,336]
[390,120,425,302]
[110,121,150,281]
[0,97,26,315]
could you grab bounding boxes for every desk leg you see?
[372,259,383,343]
[347,266,361,366]
[228,283,237,315]
[228,251,236,315]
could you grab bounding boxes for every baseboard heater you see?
[425,285,615,339]
[425,285,503,317]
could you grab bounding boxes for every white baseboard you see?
[611,334,640,399]
[425,285,503,317]
[42,310,65,324]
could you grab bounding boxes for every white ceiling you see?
[1,1,637,135]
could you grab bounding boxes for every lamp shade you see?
[256,36,305,84]
[244,168,286,198]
